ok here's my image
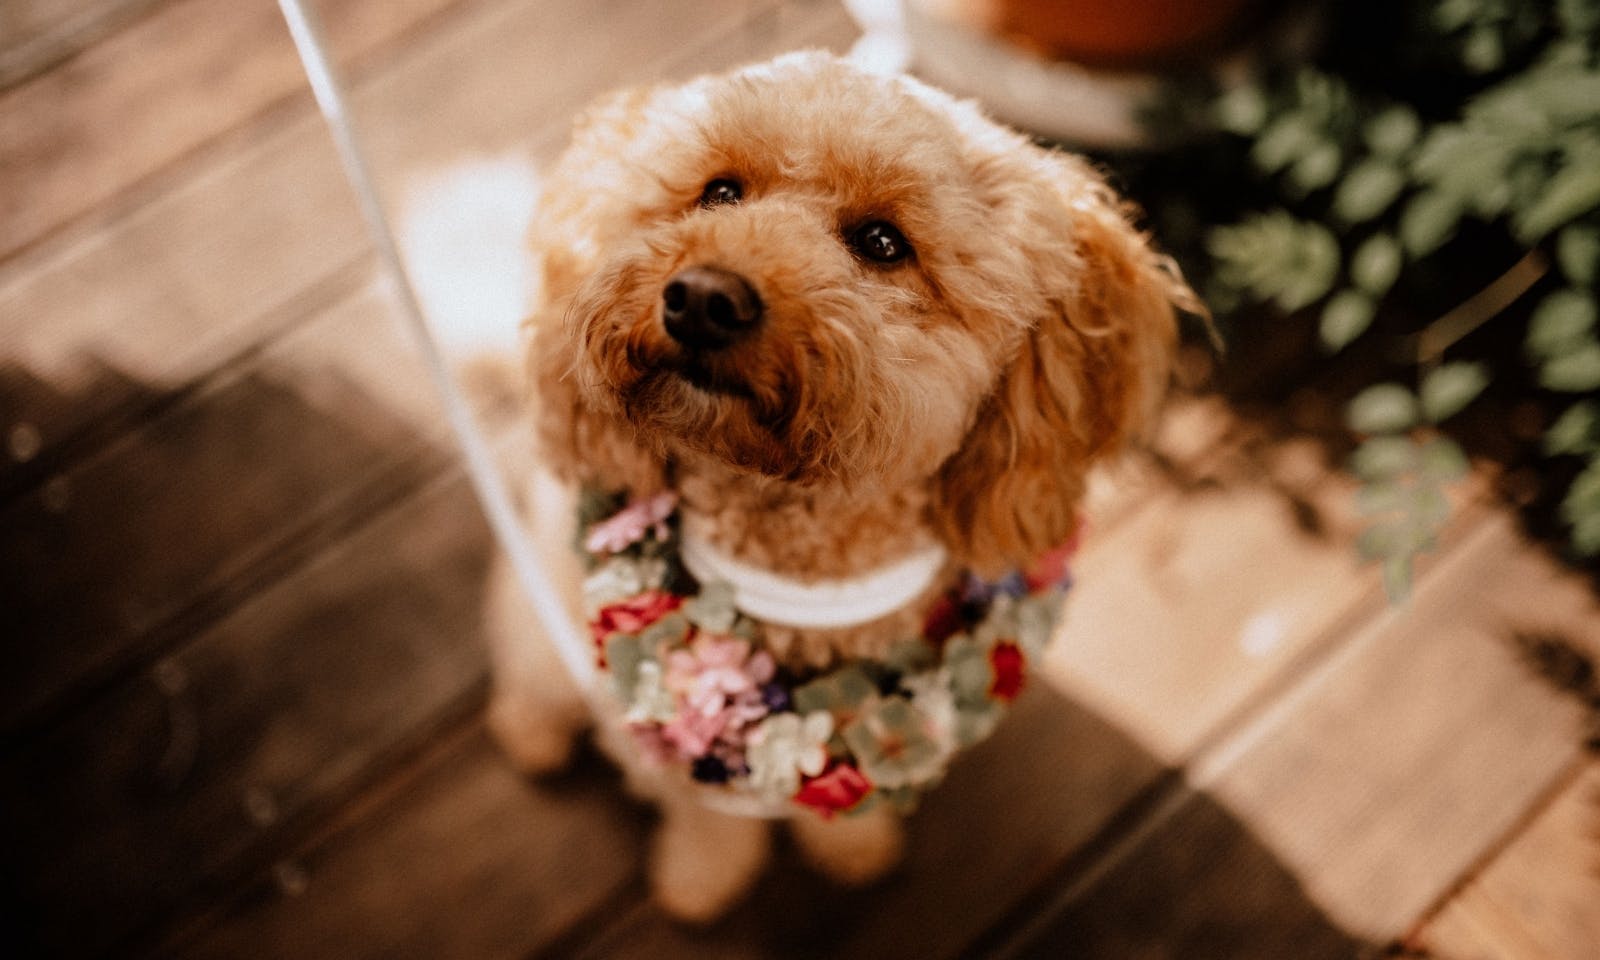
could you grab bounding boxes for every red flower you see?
[922,593,963,644]
[590,590,684,655]
[793,761,873,817]
[988,642,1026,702]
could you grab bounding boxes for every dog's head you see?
[530,52,1197,573]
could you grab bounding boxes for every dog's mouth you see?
[667,356,753,400]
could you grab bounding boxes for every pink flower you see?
[724,686,773,728]
[658,634,777,757]
[661,708,729,757]
[584,491,678,554]
[666,635,774,713]
[794,761,873,817]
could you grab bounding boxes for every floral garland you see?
[579,488,1077,818]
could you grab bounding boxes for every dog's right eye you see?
[699,178,743,208]
[850,221,912,264]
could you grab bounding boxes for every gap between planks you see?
[6,463,500,957]
[1402,750,1594,945]
[140,688,492,959]
[0,259,444,745]
[960,503,1504,959]
[0,253,373,506]
[0,0,483,265]
[0,0,165,89]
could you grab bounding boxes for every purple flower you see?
[959,572,996,606]
[993,572,1029,598]
[761,682,792,712]
[691,755,730,783]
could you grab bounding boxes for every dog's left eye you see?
[851,221,912,264]
[699,178,743,208]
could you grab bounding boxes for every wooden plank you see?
[0,353,169,496]
[167,729,647,960]
[1078,394,1232,536]
[1180,512,1598,941]
[983,510,1597,958]
[0,0,763,495]
[989,790,1378,959]
[0,0,466,261]
[3,471,494,959]
[0,273,448,738]
[1049,433,1383,763]
[0,0,160,89]
[1417,763,1600,960]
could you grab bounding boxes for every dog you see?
[482,50,1197,922]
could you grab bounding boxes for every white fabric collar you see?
[677,514,949,630]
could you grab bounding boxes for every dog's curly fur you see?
[486,51,1197,922]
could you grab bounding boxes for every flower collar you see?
[578,488,1078,818]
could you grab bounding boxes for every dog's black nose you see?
[662,266,763,350]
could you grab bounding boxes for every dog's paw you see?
[789,806,904,887]
[650,806,771,924]
[486,694,583,776]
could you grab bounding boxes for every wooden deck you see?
[3,1,1598,957]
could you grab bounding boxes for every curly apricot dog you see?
[484,51,1196,921]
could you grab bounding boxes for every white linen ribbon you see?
[678,517,948,630]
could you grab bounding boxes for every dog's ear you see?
[932,151,1197,575]
[523,85,679,494]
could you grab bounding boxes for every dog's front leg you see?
[788,805,905,887]
[648,786,773,923]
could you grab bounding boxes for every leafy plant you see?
[1345,368,1478,598]
[1194,0,1600,592]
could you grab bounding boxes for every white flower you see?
[744,711,834,801]
[1015,594,1062,656]
[842,696,951,790]
[582,557,668,614]
[583,558,645,613]
[901,669,957,751]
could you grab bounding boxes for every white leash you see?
[277,0,596,691]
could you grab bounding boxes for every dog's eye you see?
[699,178,743,208]
[851,221,912,264]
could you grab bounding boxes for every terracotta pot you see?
[978,0,1263,68]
